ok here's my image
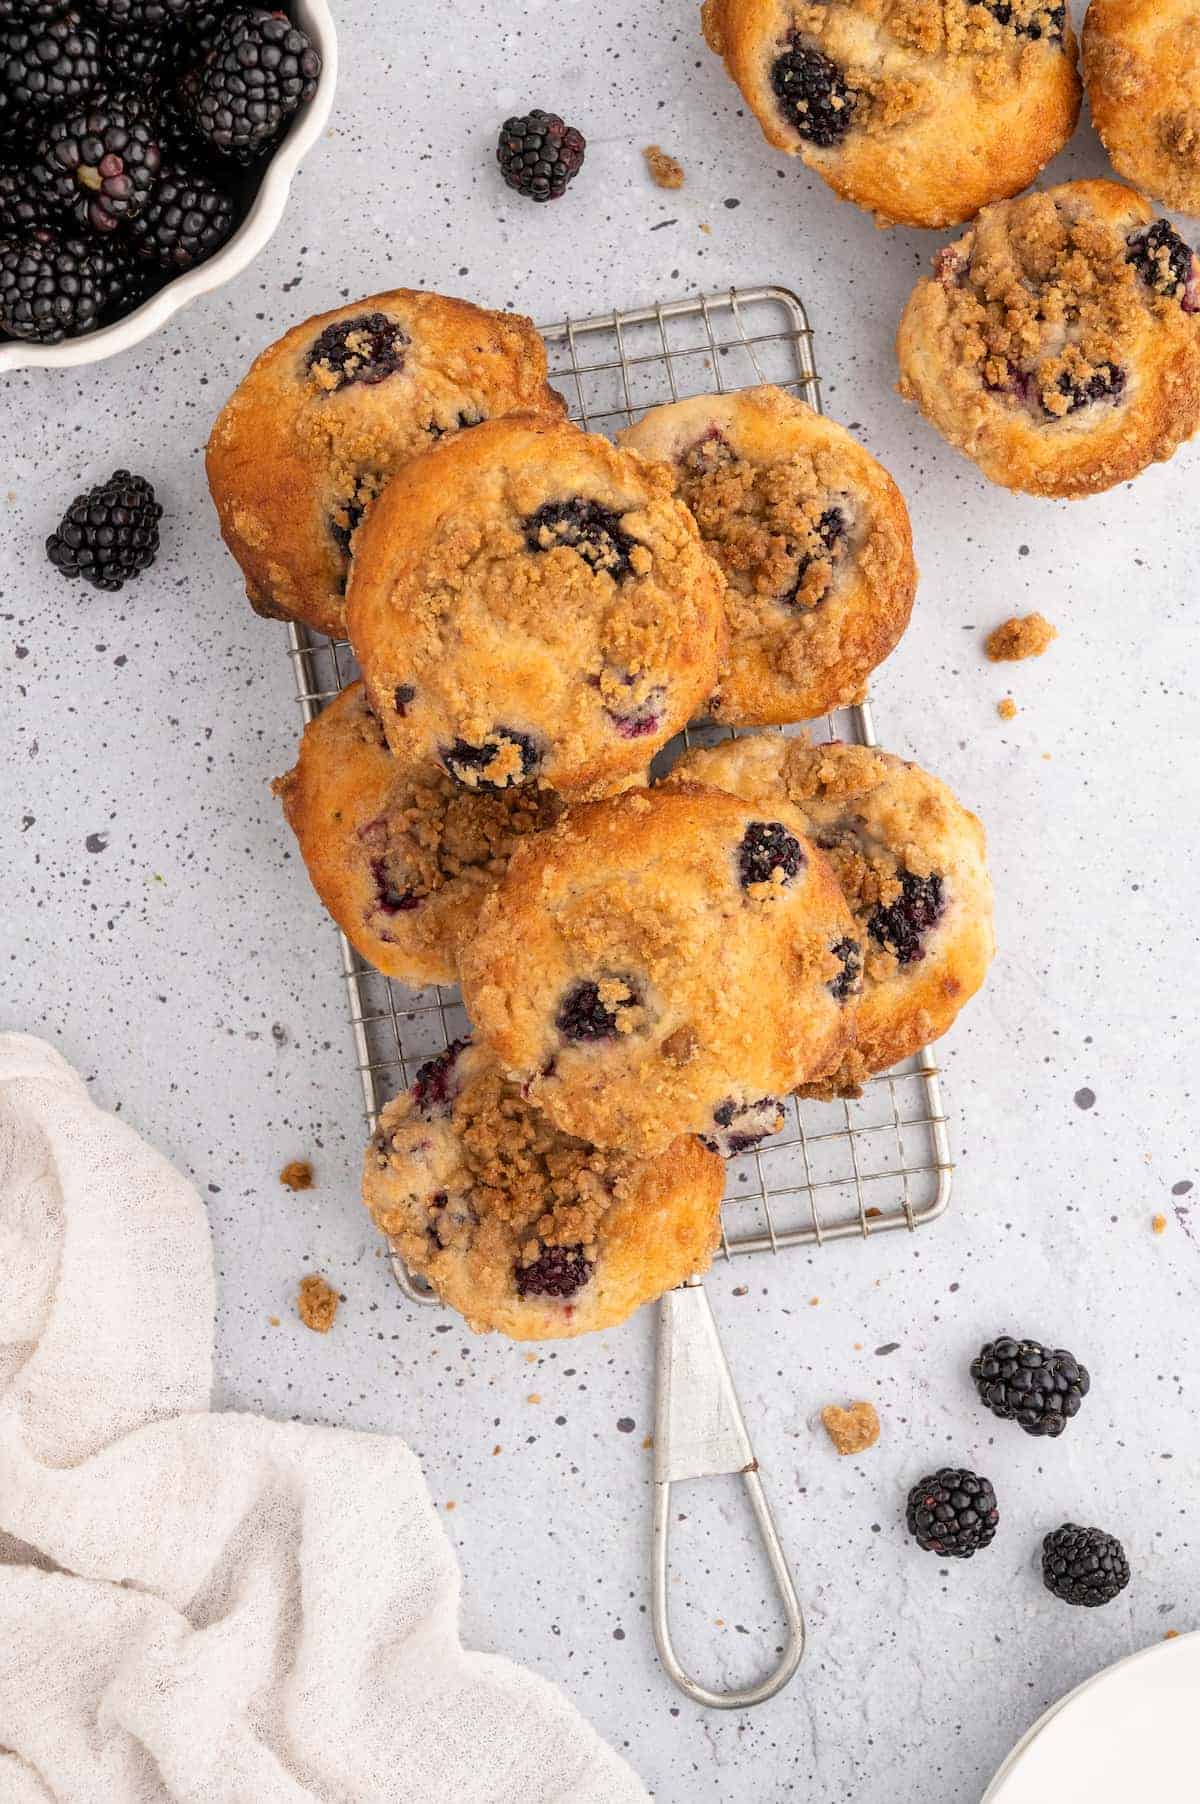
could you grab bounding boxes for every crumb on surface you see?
[527,1392,541,1404]
[445,1500,456,1511]
[1152,1213,1168,1235]
[280,1159,314,1191]
[267,1314,281,1327]
[644,144,685,189]
[809,1296,820,1306]
[699,221,712,235]
[297,1272,339,1333]
[985,613,1057,662]
[864,1206,883,1219]
[821,1400,881,1456]
[1166,1629,1180,1639]
[997,697,1018,720]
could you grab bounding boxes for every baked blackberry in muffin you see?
[363,1038,723,1339]
[206,290,563,639]
[1084,0,1200,217]
[272,682,569,988]
[671,735,994,1093]
[458,783,860,1154]
[700,0,1081,229]
[619,386,916,725]
[345,413,727,801]
[897,180,1200,496]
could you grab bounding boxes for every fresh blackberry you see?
[181,6,321,163]
[829,936,863,1004]
[1042,1524,1130,1607]
[497,109,586,202]
[0,1,72,20]
[45,469,162,591]
[0,10,103,138]
[516,1244,592,1300]
[738,820,806,890]
[1127,218,1198,304]
[0,224,107,341]
[1054,361,1126,415]
[971,1336,1090,1438]
[770,35,857,147]
[906,1468,999,1558]
[33,92,163,234]
[107,26,181,92]
[90,0,209,27]
[555,978,639,1044]
[868,870,945,965]
[0,163,48,233]
[126,158,233,266]
[90,233,150,315]
[306,312,409,388]
[524,497,634,577]
[441,728,541,791]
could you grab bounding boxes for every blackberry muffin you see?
[897,180,1200,496]
[346,413,727,801]
[1084,0,1200,217]
[459,783,860,1154]
[619,387,916,725]
[672,736,994,1092]
[272,682,569,988]
[700,0,1081,229]
[363,1038,723,1339]
[206,290,562,639]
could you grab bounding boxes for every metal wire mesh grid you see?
[284,284,953,1288]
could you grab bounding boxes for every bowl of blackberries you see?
[0,0,335,367]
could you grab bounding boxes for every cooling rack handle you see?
[650,1277,805,1709]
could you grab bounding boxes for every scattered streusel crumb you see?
[809,1296,820,1306]
[699,221,712,235]
[985,613,1057,662]
[997,697,1018,720]
[821,1400,881,1456]
[644,144,685,189]
[1152,1213,1168,1235]
[297,1273,339,1333]
[642,1434,654,1450]
[732,1284,748,1296]
[492,1444,502,1455]
[864,1207,883,1220]
[1166,1629,1180,1639]
[267,1314,281,1327]
[280,1159,314,1191]
[527,1392,541,1404]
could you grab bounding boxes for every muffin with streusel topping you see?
[700,0,1081,228]
[207,290,562,639]
[363,1038,723,1339]
[619,386,916,725]
[897,179,1200,496]
[1084,0,1200,217]
[272,682,571,988]
[346,413,727,801]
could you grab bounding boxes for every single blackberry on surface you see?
[182,6,321,163]
[906,1468,998,1557]
[1127,218,1198,305]
[497,109,586,201]
[0,11,103,137]
[516,1244,593,1300]
[868,869,945,965]
[738,820,806,890]
[126,158,233,266]
[0,224,106,340]
[770,36,857,147]
[1042,1524,1130,1607]
[971,1335,1090,1438]
[46,469,162,590]
[524,497,634,576]
[556,978,640,1043]
[33,92,163,233]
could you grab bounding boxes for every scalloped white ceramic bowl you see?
[0,0,337,374]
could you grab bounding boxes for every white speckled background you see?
[2,1,1198,1797]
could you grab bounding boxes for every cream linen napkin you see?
[0,1033,647,1804]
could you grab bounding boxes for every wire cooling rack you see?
[285,285,952,1299]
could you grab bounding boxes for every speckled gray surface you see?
[2,3,1198,1797]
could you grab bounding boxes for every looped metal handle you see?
[651,1278,805,1709]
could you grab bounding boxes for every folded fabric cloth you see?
[0,1034,647,1804]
